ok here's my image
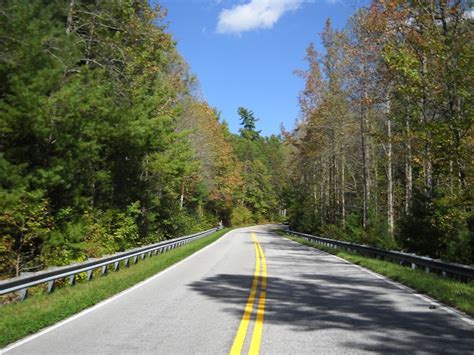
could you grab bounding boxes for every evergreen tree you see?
[238,107,261,141]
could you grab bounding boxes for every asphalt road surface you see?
[3,225,473,354]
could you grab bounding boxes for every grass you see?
[276,230,474,317]
[0,228,231,348]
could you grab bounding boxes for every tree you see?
[238,107,261,141]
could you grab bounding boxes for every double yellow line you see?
[230,232,267,355]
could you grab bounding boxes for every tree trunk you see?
[331,147,337,224]
[339,110,346,228]
[313,174,318,221]
[319,164,325,225]
[15,253,21,277]
[66,0,75,34]
[360,95,370,229]
[449,159,454,194]
[405,116,413,214]
[340,151,346,227]
[423,144,433,195]
[420,54,433,196]
[179,183,185,210]
[85,5,97,66]
[387,114,394,238]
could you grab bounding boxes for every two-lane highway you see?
[2,225,473,354]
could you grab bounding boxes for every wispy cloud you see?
[217,0,303,34]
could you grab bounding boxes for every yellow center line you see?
[229,233,261,355]
[249,241,267,355]
[230,232,268,355]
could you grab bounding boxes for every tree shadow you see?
[188,233,474,354]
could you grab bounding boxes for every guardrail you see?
[285,229,474,282]
[0,227,221,301]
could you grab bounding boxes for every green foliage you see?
[0,1,287,278]
[230,205,254,227]
[318,210,395,250]
[231,108,287,223]
[287,189,322,233]
[399,190,473,264]
[0,189,52,277]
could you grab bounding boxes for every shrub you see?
[230,205,254,226]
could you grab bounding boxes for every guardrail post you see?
[124,258,130,268]
[101,265,108,276]
[442,271,447,278]
[114,261,120,271]
[411,263,416,270]
[425,267,430,274]
[47,280,55,294]
[69,274,76,286]
[19,288,28,301]
[133,255,138,264]
[140,253,145,260]
[87,269,93,281]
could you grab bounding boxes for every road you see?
[3,225,473,354]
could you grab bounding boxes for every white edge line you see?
[1,229,236,354]
[281,233,474,327]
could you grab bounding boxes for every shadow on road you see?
[188,231,474,354]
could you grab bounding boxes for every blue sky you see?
[159,0,365,136]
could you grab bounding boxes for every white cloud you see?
[217,0,303,34]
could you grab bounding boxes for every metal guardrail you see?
[0,227,221,300]
[286,229,474,281]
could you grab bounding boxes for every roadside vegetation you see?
[0,228,230,348]
[278,230,474,317]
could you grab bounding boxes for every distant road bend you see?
[2,225,473,354]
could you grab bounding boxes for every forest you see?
[0,0,287,278]
[0,0,472,279]
[286,0,473,264]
